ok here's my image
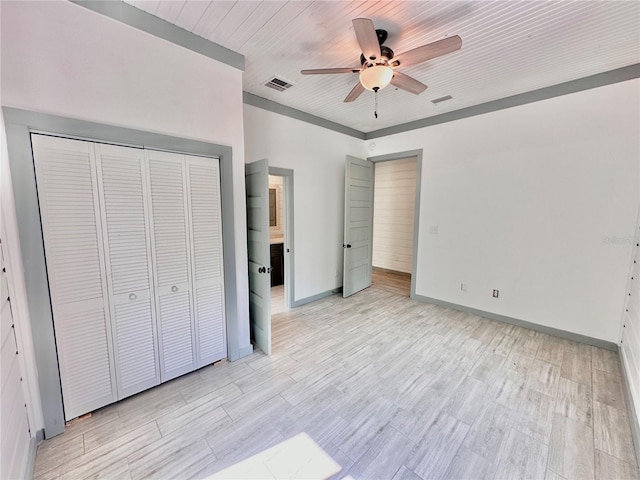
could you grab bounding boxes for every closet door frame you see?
[4,107,245,438]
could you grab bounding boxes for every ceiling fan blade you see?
[300,68,360,75]
[390,71,427,95]
[344,82,365,102]
[394,35,462,67]
[353,18,381,61]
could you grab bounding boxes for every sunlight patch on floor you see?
[207,433,342,480]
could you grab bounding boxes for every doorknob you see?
[343,244,352,249]
[258,266,265,273]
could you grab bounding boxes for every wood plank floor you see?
[372,267,411,297]
[34,285,639,479]
[272,284,287,315]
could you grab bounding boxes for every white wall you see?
[372,157,417,273]
[620,204,640,452]
[369,79,639,342]
[0,112,38,478]
[0,238,31,480]
[1,0,251,429]
[244,104,366,301]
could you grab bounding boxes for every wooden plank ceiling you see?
[124,1,640,133]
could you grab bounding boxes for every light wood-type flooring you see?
[372,267,411,297]
[34,284,639,479]
[272,284,287,315]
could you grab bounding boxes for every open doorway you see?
[268,173,286,314]
[268,168,294,315]
[371,156,418,297]
[366,149,422,298]
[342,149,422,299]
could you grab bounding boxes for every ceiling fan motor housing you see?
[360,46,395,66]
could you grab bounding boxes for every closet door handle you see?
[171,285,178,292]
[129,293,137,300]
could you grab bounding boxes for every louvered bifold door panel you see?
[186,156,227,368]
[31,134,116,421]
[95,144,160,399]
[146,150,196,382]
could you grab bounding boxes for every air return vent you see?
[265,76,294,92]
[431,95,453,105]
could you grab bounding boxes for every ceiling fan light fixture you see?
[359,65,393,92]
[300,18,461,104]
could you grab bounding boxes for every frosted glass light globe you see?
[359,65,393,91]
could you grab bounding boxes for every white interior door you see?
[185,155,227,367]
[146,150,196,381]
[343,156,375,298]
[31,135,228,421]
[245,159,271,355]
[31,134,117,420]
[95,143,160,399]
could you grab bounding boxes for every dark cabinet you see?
[270,243,284,287]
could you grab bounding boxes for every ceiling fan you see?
[301,18,462,103]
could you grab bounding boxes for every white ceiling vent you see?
[265,76,294,92]
[431,95,453,105]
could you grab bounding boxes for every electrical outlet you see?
[429,225,439,234]
[461,283,467,291]
[493,289,499,298]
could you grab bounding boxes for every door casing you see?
[269,167,295,310]
[346,149,424,299]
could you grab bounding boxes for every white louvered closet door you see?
[95,144,160,399]
[146,150,196,381]
[31,135,117,421]
[186,156,227,367]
